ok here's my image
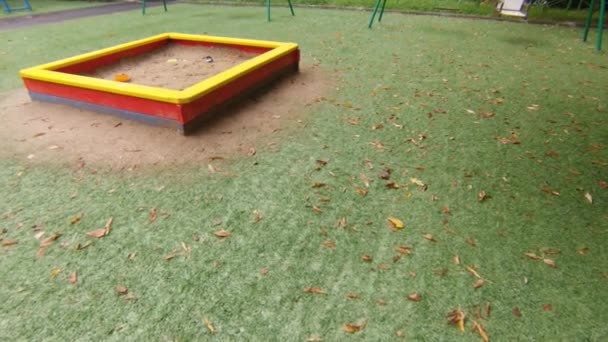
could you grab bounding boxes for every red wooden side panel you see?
[180,49,300,124]
[23,78,183,122]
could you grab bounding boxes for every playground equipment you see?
[368,0,388,28]
[1,0,32,14]
[267,0,295,22]
[496,0,530,18]
[142,0,168,15]
[582,0,606,51]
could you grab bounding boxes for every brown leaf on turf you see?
[321,241,336,248]
[472,321,489,342]
[70,213,83,225]
[75,241,93,251]
[164,250,181,260]
[86,228,107,238]
[473,279,485,289]
[441,206,451,214]
[360,173,371,187]
[524,252,541,260]
[115,285,128,294]
[396,246,412,255]
[433,268,449,276]
[337,217,347,228]
[203,318,216,334]
[346,293,361,299]
[447,309,466,332]
[343,323,365,333]
[378,263,390,270]
[378,170,391,180]
[361,255,373,262]
[318,196,331,202]
[69,272,77,285]
[541,187,560,196]
[599,180,608,188]
[36,247,46,258]
[370,140,385,149]
[354,187,368,196]
[149,208,158,222]
[512,308,522,317]
[304,287,327,295]
[312,205,322,213]
[484,302,491,319]
[214,230,231,238]
[478,191,487,202]
[543,258,556,268]
[385,182,400,189]
[584,192,592,204]
[312,182,326,188]
[466,266,482,279]
[392,255,401,262]
[478,112,495,119]
[543,304,553,311]
[409,272,417,278]
[539,247,560,255]
[466,238,477,247]
[40,232,62,247]
[252,210,263,223]
[1,239,18,246]
[453,255,461,265]
[578,247,589,255]
[388,217,405,230]
[407,293,422,302]
[423,233,437,242]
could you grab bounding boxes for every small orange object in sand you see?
[114,74,131,82]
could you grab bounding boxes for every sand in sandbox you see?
[86,43,258,90]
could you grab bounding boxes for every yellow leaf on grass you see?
[584,192,592,204]
[410,178,425,186]
[203,318,216,334]
[472,321,490,342]
[50,268,61,279]
[466,266,482,279]
[387,217,404,229]
[447,309,466,333]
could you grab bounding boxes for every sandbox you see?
[19,33,300,134]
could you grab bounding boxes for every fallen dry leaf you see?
[378,264,390,270]
[423,233,437,242]
[203,318,216,334]
[407,293,422,302]
[70,213,83,225]
[453,255,461,265]
[304,287,327,295]
[312,182,326,188]
[312,205,322,213]
[466,266,482,279]
[248,147,256,156]
[115,285,128,294]
[441,206,450,214]
[472,321,489,342]
[447,309,466,332]
[214,230,231,238]
[379,169,391,180]
[354,187,368,196]
[69,272,77,285]
[361,255,373,262]
[473,279,485,289]
[149,208,158,222]
[484,302,491,319]
[578,247,589,255]
[33,132,46,138]
[76,241,92,250]
[252,210,263,223]
[321,241,336,248]
[385,182,400,189]
[512,308,522,317]
[40,232,62,247]
[36,247,46,258]
[466,238,477,247]
[343,323,365,333]
[1,239,18,247]
[478,112,495,119]
[410,178,425,187]
[337,217,347,228]
[50,268,61,278]
[584,192,593,204]
[524,252,541,260]
[388,217,405,230]
[86,228,107,238]
[396,246,412,255]
[478,191,487,202]
[543,258,556,268]
[346,293,361,299]
[34,231,45,240]
[543,304,553,311]
[260,267,269,275]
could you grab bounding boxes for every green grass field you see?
[1,4,607,340]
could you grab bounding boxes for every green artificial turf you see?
[1,0,106,17]
[1,4,607,340]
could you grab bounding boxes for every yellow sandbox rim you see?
[19,33,299,104]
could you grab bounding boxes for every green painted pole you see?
[578,0,584,10]
[287,0,295,16]
[582,0,596,41]
[378,0,388,22]
[597,0,605,51]
[163,0,167,12]
[368,0,382,28]
[566,0,574,10]
[142,0,146,15]
[267,0,271,21]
